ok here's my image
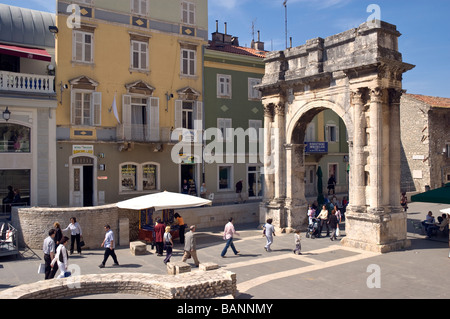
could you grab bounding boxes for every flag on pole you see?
[111,93,120,124]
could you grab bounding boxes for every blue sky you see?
[2,0,449,97]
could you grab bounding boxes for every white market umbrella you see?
[116,191,211,211]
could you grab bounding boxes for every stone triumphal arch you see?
[258,21,415,253]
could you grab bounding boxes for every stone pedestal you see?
[199,262,219,271]
[167,262,191,275]
[341,207,411,253]
[130,241,147,255]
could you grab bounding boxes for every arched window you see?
[0,123,31,153]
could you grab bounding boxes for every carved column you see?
[263,103,274,202]
[389,89,404,207]
[351,88,367,210]
[368,87,383,211]
[273,101,286,202]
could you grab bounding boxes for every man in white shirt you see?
[99,225,119,268]
[43,229,57,279]
[221,217,240,257]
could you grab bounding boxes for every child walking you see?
[263,219,276,252]
[293,230,302,255]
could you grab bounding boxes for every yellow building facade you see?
[55,0,208,206]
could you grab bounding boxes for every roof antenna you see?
[283,0,288,49]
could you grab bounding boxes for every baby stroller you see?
[306,218,320,239]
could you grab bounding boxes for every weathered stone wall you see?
[11,202,260,249]
[399,95,431,193]
[400,95,450,192]
[175,202,259,229]
[428,108,450,189]
[0,269,237,299]
[11,204,119,250]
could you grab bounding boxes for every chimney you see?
[212,20,224,43]
[252,30,265,51]
[223,22,232,45]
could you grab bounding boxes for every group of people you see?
[42,217,119,280]
[144,213,200,267]
[306,196,347,240]
[421,211,449,239]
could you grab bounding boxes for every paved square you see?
[0,202,449,299]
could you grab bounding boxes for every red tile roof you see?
[406,93,450,109]
[207,41,267,58]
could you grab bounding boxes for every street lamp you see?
[2,107,11,121]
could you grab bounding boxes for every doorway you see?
[181,164,197,196]
[70,156,97,207]
[83,165,93,206]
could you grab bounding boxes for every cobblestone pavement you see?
[0,202,449,299]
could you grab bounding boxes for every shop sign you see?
[73,145,94,155]
[305,142,328,154]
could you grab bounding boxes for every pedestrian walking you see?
[293,229,302,255]
[221,217,240,258]
[53,222,63,250]
[51,236,70,279]
[181,225,200,267]
[328,210,339,241]
[174,213,186,244]
[43,229,57,279]
[154,218,166,256]
[235,179,244,203]
[263,218,276,252]
[62,217,83,255]
[99,224,119,268]
[163,226,173,264]
[317,205,329,237]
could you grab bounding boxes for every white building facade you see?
[0,4,57,212]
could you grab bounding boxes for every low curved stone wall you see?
[0,269,237,299]
[11,202,260,250]
[11,204,127,250]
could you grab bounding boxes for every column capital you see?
[274,102,285,116]
[388,88,406,105]
[263,103,274,119]
[370,87,383,102]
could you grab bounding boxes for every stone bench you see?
[130,241,147,255]
[167,261,191,275]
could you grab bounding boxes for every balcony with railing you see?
[117,124,159,143]
[0,71,55,94]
